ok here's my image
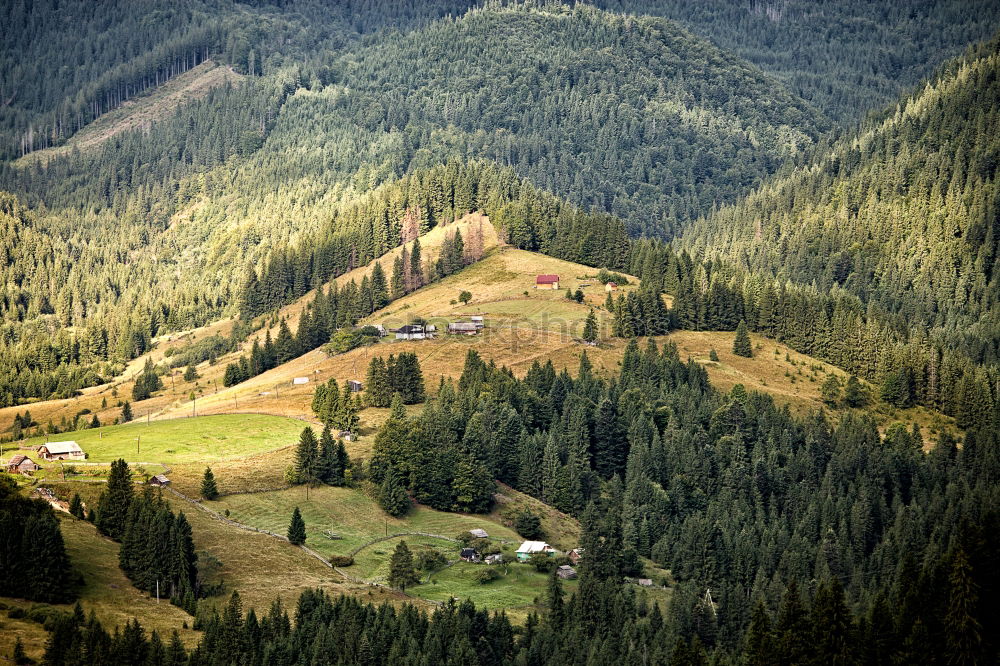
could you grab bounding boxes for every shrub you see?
[329,555,354,567]
[528,552,554,572]
[475,568,501,584]
[416,550,447,571]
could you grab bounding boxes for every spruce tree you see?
[294,427,319,485]
[379,466,410,517]
[821,375,841,407]
[409,238,423,291]
[945,548,983,664]
[733,320,753,357]
[365,356,392,407]
[371,262,389,310]
[546,569,564,630]
[183,364,198,381]
[201,467,219,500]
[744,600,775,666]
[96,459,133,540]
[316,425,335,484]
[121,400,133,423]
[334,440,350,486]
[69,493,84,518]
[388,540,419,589]
[287,507,306,545]
[844,376,866,407]
[582,309,598,343]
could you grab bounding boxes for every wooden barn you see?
[38,441,85,461]
[347,380,364,392]
[535,274,560,290]
[6,455,41,474]
[149,474,171,487]
[557,565,578,580]
[448,322,479,335]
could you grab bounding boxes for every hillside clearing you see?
[11,414,306,466]
[16,61,242,165]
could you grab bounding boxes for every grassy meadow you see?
[210,484,523,558]
[12,414,306,465]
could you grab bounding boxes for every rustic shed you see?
[149,474,171,486]
[448,322,479,335]
[6,455,41,474]
[535,274,560,290]
[557,565,578,580]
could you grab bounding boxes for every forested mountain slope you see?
[311,3,828,236]
[683,37,1000,366]
[597,0,1000,124]
[0,0,496,160]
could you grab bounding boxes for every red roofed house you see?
[6,455,41,474]
[536,274,560,290]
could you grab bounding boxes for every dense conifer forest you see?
[2,1,1000,663]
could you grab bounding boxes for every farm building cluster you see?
[452,532,579,579]
[3,441,88,476]
[390,315,486,340]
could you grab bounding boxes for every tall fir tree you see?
[96,459,134,540]
[733,319,753,358]
[287,507,306,545]
[201,467,219,500]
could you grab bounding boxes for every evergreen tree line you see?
[626,237,998,433]
[38,525,1000,666]
[360,335,1000,659]
[364,352,426,407]
[370,391,495,516]
[682,36,1000,369]
[94,459,201,614]
[0,475,75,603]
[238,160,630,321]
[291,425,351,487]
[595,0,1000,124]
[119,488,199,615]
[310,379,361,432]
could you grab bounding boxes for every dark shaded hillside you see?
[319,3,828,236]
[0,0,489,160]
[596,0,1000,124]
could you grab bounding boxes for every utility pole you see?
[192,395,196,418]
[136,436,140,456]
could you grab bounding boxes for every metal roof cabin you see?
[515,540,555,561]
[38,441,85,461]
[535,274,560,289]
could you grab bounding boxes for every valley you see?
[1,2,998,664]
